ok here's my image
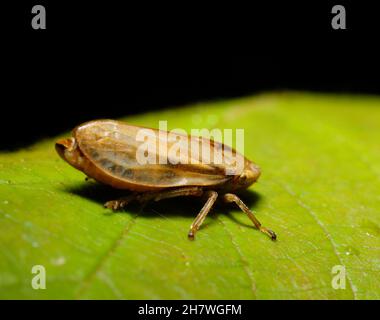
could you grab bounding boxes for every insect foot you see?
[188,230,195,241]
[104,194,138,210]
[104,200,127,210]
[260,227,277,241]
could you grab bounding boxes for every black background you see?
[2,2,380,149]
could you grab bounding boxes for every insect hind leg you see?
[104,187,204,210]
[104,192,138,210]
[142,187,204,202]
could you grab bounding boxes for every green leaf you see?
[1,92,379,299]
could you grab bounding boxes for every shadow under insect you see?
[64,180,263,231]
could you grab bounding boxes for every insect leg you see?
[104,193,139,210]
[140,187,204,202]
[104,187,203,210]
[188,190,218,240]
[222,193,277,240]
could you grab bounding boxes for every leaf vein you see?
[217,216,257,299]
[281,183,358,299]
[75,213,139,299]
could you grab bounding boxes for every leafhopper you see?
[56,120,276,240]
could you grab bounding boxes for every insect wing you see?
[74,120,234,188]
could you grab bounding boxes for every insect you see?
[55,119,276,240]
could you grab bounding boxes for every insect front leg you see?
[222,193,277,240]
[188,190,218,240]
